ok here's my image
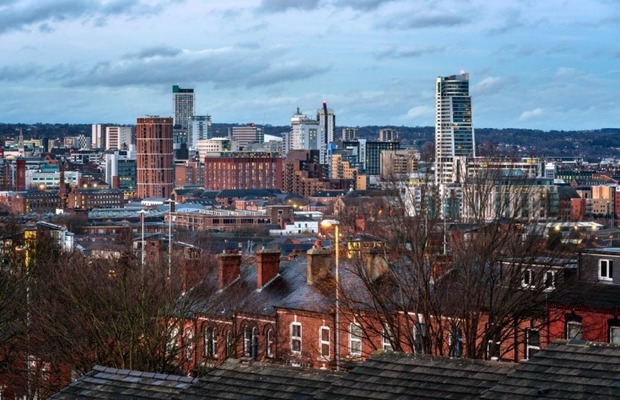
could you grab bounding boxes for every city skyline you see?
[1,0,619,130]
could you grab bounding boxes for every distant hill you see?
[1,123,618,162]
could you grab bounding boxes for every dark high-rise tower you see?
[136,117,174,199]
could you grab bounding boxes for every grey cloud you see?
[58,45,328,89]
[125,46,182,60]
[377,45,446,59]
[332,0,397,11]
[0,0,173,34]
[250,63,331,87]
[0,64,41,81]
[258,0,321,13]
[489,7,524,35]
[384,12,471,29]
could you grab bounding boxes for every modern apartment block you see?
[105,126,132,150]
[189,114,211,149]
[435,73,475,185]
[231,123,263,150]
[172,85,195,130]
[136,116,174,199]
[379,128,398,142]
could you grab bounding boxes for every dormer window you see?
[599,259,613,282]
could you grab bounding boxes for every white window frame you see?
[610,326,620,344]
[521,269,534,288]
[167,326,179,354]
[319,326,330,360]
[205,327,218,359]
[543,270,555,291]
[566,321,582,340]
[349,323,362,357]
[291,323,302,354]
[525,328,540,360]
[414,323,427,355]
[243,326,251,357]
[266,328,274,358]
[185,329,194,360]
[599,259,613,281]
[382,327,394,351]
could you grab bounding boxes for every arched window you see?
[205,327,218,359]
[243,326,252,357]
[224,330,233,358]
[167,326,179,354]
[266,328,275,358]
[185,329,194,360]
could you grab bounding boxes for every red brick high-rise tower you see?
[136,117,174,199]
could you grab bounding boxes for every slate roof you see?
[315,352,517,400]
[481,341,620,399]
[49,365,196,399]
[550,281,620,311]
[176,359,342,400]
[51,342,620,399]
[191,255,334,318]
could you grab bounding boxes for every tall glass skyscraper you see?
[172,85,195,130]
[435,73,475,184]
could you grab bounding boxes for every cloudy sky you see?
[1,0,618,130]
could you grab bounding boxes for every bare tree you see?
[336,160,574,362]
[0,232,217,398]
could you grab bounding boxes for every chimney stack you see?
[306,241,332,285]
[256,249,281,289]
[217,251,242,290]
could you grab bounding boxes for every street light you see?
[138,210,145,269]
[167,199,174,277]
[320,218,340,371]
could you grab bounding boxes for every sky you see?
[0,0,619,130]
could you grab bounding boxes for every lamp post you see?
[139,210,145,268]
[167,199,174,277]
[320,218,340,371]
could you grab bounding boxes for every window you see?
[521,269,533,288]
[544,271,555,291]
[349,323,362,357]
[448,327,463,358]
[167,326,179,354]
[525,328,540,359]
[185,329,194,360]
[205,327,217,359]
[266,328,274,358]
[599,259,613,281]
[414,323,427,355]
[486,324,501,360]
[243,326,252,357]
[291,323,302,354]
[382,328,394,351]
[225,330,233,358]
[319,326,330,360]
[566,321,582,340]
[609,319,620,344]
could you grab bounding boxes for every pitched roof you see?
[315,352,516,400]
[481,341,620,399]
[191,255,333,318]
[49,365,195,400]
[176,359,342,400]
[551,281,620,311]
